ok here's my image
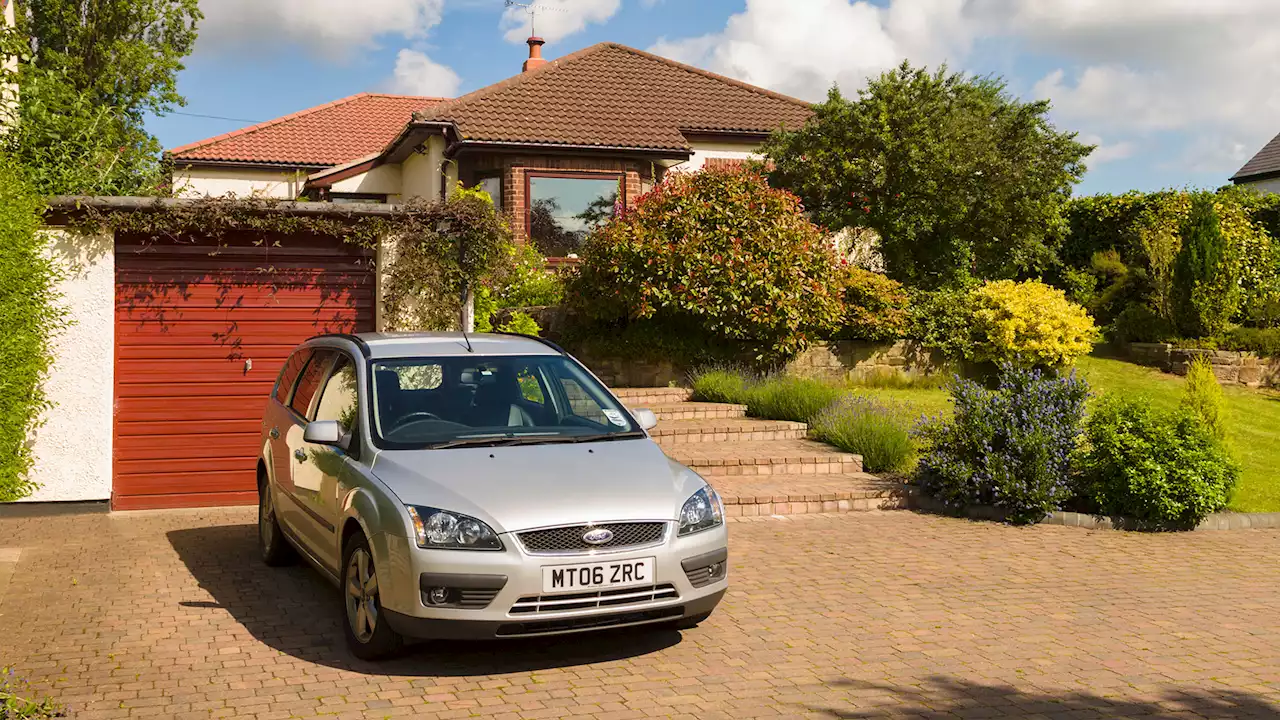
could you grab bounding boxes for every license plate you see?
[542,557,655,593]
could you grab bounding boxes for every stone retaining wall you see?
[1123,342,1280,389]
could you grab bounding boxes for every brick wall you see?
[460,152,656,245]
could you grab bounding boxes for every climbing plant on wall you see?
[0,156,67,501]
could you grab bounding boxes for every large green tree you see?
[762,62,1093,289]
[0,0,201,195]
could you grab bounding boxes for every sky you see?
[146,0,1280,196]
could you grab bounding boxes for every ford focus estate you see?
[256,332,728,658]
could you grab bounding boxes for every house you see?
[171,38,813,256]
[1231,132,1280,193]
[20,39,813,511]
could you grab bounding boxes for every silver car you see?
[256,332,727,659]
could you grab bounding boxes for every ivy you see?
[64,187,513,332]
[0,156,68,501]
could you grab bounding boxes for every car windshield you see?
[369,354,642,449]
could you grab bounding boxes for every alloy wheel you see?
[345,547,379,643]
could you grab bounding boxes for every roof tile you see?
[170,93,443,166]
[1233,131,1280,181]
[417,43,813,151]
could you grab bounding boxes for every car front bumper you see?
[377,522,728,640]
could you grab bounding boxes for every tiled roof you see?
[416,43,813,152]
[169,93,444,166]
[1233,131,1280,181]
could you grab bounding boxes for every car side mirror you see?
[304,420,347,449]
[632,408,658,431]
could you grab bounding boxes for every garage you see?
[113,231,375,510]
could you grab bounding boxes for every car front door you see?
[268,348,312,531]
[290,352,360,571]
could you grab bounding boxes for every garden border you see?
[908,493,1280,532]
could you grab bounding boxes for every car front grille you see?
[517,522,667,554]
[510,583,679,615]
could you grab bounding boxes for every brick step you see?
[711,473,914,516]
[613,387,693,405]
[649,418,809,446]
[666,439,862,477]
[645,402,747,421]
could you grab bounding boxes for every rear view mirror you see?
[304,420,346,448]
[632,408,658,431]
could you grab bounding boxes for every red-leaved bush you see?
[567,167,843,360]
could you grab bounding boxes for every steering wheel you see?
[390,411,443,432]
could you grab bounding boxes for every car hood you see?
[367,438,705,533]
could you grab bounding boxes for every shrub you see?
[810,396,914,473]
[491,241,564,309]
[567,167,843,361]
[969,280,1100,367]
[689,368,752,404]
[1182,357,1228,442]
[1173,193,1239,338]
[0,158,65,502]
[1107,303,1174,344]
[908,283,977,361]
[837,267,910,341]
[915,366,1090,524]
[1219,326,1280,356]
[1078,395,1237,527]
[743,376,843,423]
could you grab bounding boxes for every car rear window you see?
[290,351,332,417]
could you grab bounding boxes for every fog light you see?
[427,587,450,605]
[707,563,722,577]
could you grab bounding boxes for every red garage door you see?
[114,232,375,510]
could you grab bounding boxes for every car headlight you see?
[406,506,503,550]
[678,485,724,536]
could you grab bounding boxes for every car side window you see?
[516,366,546,405]
[313,355,358,434]
[274,349,312,405]
[290,350,332,418]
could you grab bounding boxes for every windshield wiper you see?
[426,430,647,449]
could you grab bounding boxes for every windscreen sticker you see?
[602,409,628,427]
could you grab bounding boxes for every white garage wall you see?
[670,140,760,172]
[24,229,115,503]
[174,167,307,199]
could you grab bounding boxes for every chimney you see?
[523,36,546,73]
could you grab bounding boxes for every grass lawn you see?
[853,356,1280,513]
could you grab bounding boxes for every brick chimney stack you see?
[523,36,546,73]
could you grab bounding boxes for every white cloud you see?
[1078,134,1135,166]
[390,49,461,97]
[500,0,621,44]
[648,0,1280,178]
[197,0,445,54]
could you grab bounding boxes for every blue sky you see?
[149,0,1280,196]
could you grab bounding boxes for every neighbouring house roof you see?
[409,42,813,154]
[169,93,445,168]
[1232,131,1280,182]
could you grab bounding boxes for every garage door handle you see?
[269,427,280,439]
[294,449,307,463]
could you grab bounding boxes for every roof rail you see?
[309,333,371,357]
[494,331,566,355]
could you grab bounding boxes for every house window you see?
[526,172,621,257]
[477,176,502,208]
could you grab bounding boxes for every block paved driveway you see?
[2,508,1280,719]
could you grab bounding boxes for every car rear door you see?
[267,349,312,520]
[278,349,334,544]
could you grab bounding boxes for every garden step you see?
[648,417,809,446]
[613,387,693,405]
[665,439,862,477]
[711,473,914,516]
[644,402,747,421]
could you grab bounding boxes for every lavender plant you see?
[915,366,1090,524]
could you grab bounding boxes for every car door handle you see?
[294,449,307,463]
[269,427,280,439]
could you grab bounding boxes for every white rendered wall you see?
[1242,177,1280,194]
[24,229,115,502]
[174,167,306,198]
[670,140,760,172]
[328,164,403,196]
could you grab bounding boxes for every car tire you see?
[341,533,404,660]
[258,474,295,567]
[671,611,713,631]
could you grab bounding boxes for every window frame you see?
[310,350,362,460]
[523,170,625,256]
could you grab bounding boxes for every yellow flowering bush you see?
[970,280,1100,367]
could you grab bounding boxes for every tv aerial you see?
[504,1,566,37]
